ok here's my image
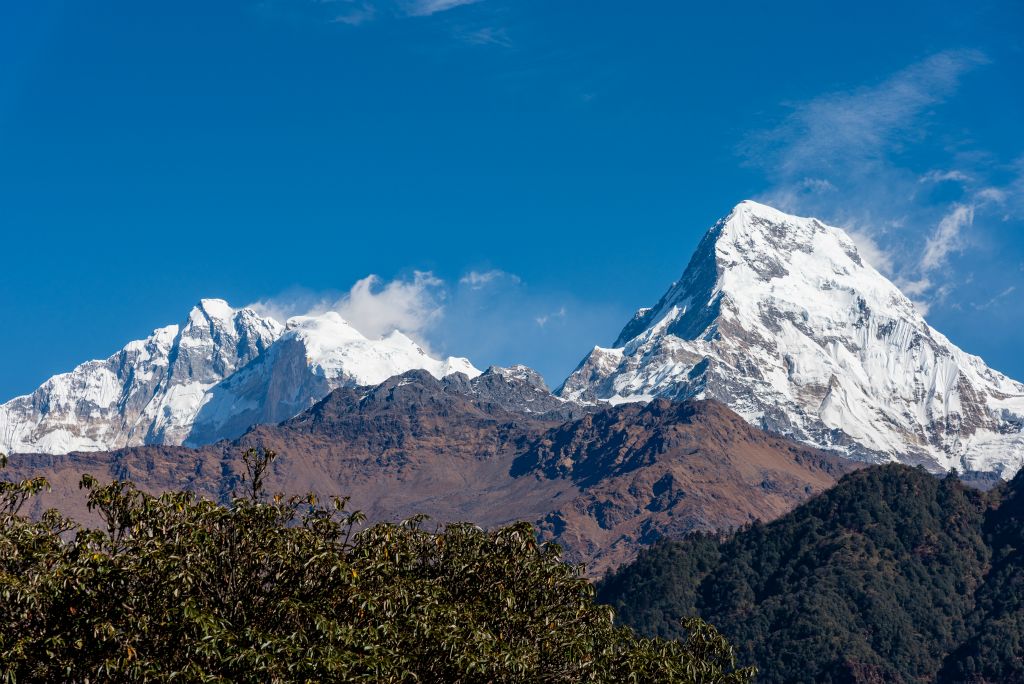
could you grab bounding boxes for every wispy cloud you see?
[459,269,520,289]
[742,49,1019,313]
[460,26,511,47]
[269,0,485,28]
[401,0,481,17]
[920,169,972,184]
[921,204,973,273]
[847,229,894,275]
[974,286,1017,311]
[747,50,988,181]
[249,270,622,385]
[535,307,566,327]
[331,2,377,25]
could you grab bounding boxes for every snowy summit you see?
[559,201,1024,476]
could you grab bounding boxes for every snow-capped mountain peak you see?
[0,300,281,454]
[1,300,479,453]
[560,201,1024,476]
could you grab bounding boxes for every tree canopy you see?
[0,449,754,683]
[599,464,1024,684]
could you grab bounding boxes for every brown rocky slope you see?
[4,369,859,575]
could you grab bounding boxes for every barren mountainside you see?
[5,368,857,574]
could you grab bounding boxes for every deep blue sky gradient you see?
[2,0,1022,395]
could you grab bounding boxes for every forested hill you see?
[597,464,1024,684]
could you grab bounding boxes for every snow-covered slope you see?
[559,201,1024,476]
[186,312,480,445]
[0,300,282,454]
[1,302,479,453]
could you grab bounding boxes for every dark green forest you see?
[597,463,1024,684]
[0,450,754,683]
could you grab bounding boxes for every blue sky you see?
[1,0,1023,396]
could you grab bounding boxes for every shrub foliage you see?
[0,450,753,683]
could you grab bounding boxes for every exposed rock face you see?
[1,302,479,453]
[6,368,856,575]
[559,201,1024,476]
[440,364,583,422]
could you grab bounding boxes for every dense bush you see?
[598,464,1024,684]
[0,450,754,683]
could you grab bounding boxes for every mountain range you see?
[4,367,855,575]
[0,300,477,454]
[3,201,1023,478]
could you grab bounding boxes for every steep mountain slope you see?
[4,368,856,575]
[597,464,1018,684]
[560,201,1024,476]
[0,301,478,453]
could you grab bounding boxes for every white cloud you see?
[247,290,321,325]
[976,187,1008,204]
[458,269,521,289]
[402,0,481,17]
[742,49,1002,313]
[974,286,1017,311]
[920,169,972,184]
[535,307,566,327]
[747,50,987,180]
[248,271,444,344]
[896,277,933,298]
[331,2,377,25]
[461,26,511,47]
[335,271,444,339]
[921,204,974,273]
[282,0,483,27]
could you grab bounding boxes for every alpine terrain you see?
[559,201,1024,476]
[0,300,478,454]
